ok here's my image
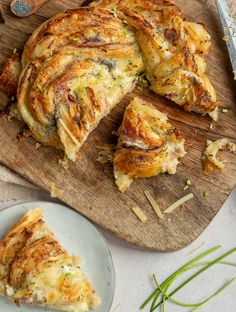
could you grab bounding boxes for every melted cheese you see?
[0,209,101,312]
[114,98,186,192]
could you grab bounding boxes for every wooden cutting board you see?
[0,0,235,251]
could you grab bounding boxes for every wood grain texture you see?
[0,0,235,251]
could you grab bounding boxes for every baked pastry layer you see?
[18,7,144,160]
[11,0,218,160]
[0,209,101,311]
[91,0,218,120]
[114,97,186,192]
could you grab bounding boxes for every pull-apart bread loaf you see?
[92,0,218,120]
[17,7,144,160]
[114,98,186,192]
[0,209,101,311]
[0,0,217,161]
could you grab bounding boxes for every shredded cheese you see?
[58,155,70,169]
[35,143,41,150]
[132,207,147,222]
[144,190,163,219]
[164,193,194,214]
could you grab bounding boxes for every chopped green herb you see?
[4,256,9,263]
[13,48,17,55]
[185,179,191,186]
[111,7,118,17]
[64,272,72,277]
[222,108,228,113]
[68,36,78,42]
[138,73,149,86]
[203,191,208,197]
[49,51,54,56]
[96,71,103,78]
[184,180,191,190]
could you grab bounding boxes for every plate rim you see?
[0,200,116,312]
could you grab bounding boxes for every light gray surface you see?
[0,189,236,312]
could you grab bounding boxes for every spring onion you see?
[141,246,220,309]
[141,247,236,312]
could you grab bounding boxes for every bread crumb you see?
[203,138,235,173]
[16,127,31,141]
[9,103,23,121]
[227,142,236,153]
[58,155,70,169]
[35,143,41,150]
[223,35,229,41]
[49,182,64,198]
[206,140,212,147]
[96,144,115,164]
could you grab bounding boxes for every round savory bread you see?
[18,7,144,160]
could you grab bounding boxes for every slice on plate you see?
[0,208,101,311]
[114,97,186,192]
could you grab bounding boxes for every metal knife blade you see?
[216,0,236,78]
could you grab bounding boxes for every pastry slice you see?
[94,0,218,120]
[114,98,186,192]
[118,0,218,120]
[0,209,101,311]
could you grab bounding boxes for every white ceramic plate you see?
[0,201,115,312]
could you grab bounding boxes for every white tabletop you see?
[0,188,236,312]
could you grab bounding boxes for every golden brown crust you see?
[9,236,64,290]
[0,53,22,97]
[203,157,222,174]
[0,209,101,311]
[94,0,218,119]
[0,209,47,294]
[117,103,166,150]
[114,147,167,178]
[114,98,186,192]
[202,138,235,174]
[18,7,144,160]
